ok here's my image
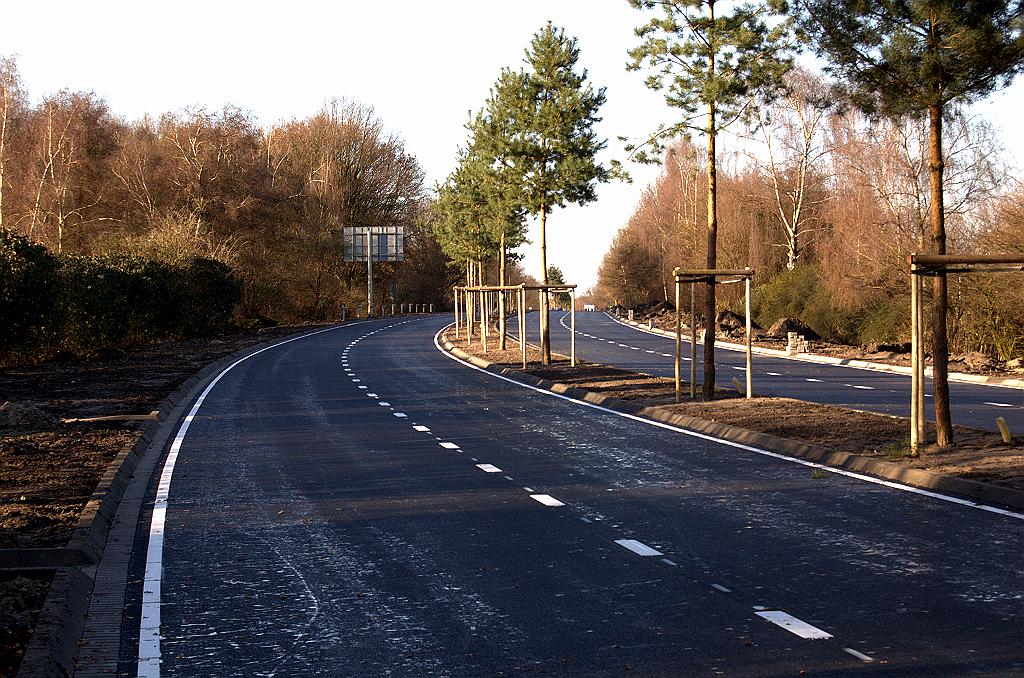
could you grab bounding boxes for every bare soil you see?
[447,330,1024,494]
[0,322,335,675]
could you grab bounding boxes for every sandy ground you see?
[446,330,1024,493]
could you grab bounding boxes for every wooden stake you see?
[745,273,752,399]
[674,272,681,403]
[570,289,577,367]
[690,282,697,400]
[910,261,920,456]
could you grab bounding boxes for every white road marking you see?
[138,319,380,678]
[805,378,823,382]
[631,346,640,350]
[504,475,514,481]
[615,539,663,557]
[661,353,673,357]
[646,350,656,354]
[660,558,678,566]
[366,393,378,398]
[530,494,565,506]
[580,517,592,523]
[477,463,503,473]
[844,648,875,662]
[755,610,833,639]
[378,402,390,406]
[413,425,430,432]
[851,384,874,390]
[711,583,731,593]
[358,386,367,389]
[618,343,629,347]
[393,412,407,418]
[435,327,1024,521]
[767,371,782,376]
[439,442,460,449]
[732,366,745,371]
[986,401,1014,408]
[351,378,361,383]
[523,487,535,493]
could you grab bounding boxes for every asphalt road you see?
[116,316,1023,676]
[513,310,1024,433]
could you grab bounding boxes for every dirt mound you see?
[716,310,761,337]
[641,300,675,317]
[767,317,820,341]
[0,402,57,429]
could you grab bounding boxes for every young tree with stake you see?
[626,0,793,399]
[488,23,610,364]
[797,0,1024,447]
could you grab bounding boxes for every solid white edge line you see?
[433,325,1024,522]
[137,319,380,678]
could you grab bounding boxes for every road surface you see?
[107,316,1022,676]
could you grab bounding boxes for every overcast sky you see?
[1,0,1021,289]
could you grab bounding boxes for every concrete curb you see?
[441,336,1024,512]
[610,314,1024,391]
[15,323,348,678]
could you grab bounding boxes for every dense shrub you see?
[1,233,240,361]
[0,229,60,349]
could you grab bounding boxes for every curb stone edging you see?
[15,323,347,678]
[609,314,1024,391]
[440,335,1024,512]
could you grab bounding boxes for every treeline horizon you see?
[0,55,455,335]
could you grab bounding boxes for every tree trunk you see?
[499,232,507,351]
[703,64,718,399]
[540,201,551,365]
[929,102,953,447]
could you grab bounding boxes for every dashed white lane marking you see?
[439,442,460,449]
[366,393,378,398]
[660,558,678,566]
[580,517,592,523]
[615,539,663,556]
[523,487,535,493]
[844,648,875,662]
[645,350,656,354]
[732,366,745,371]
[767,371,782,376]
[378,402,390,406]
[661,353,673,357]
[711,583,731,593]
[503,475,514,481]
[476,463,503,473]
[413,425,430,432]
[848,384,874,390]
[358,386,367,389]
[351,378,361,383]
[138,319,380,678]
[805,378,823,382]
[436,327,1024,521]
[986,401,1014,408]
[631,346,640,350]
[755,610,833,639]
[393,412,407,418]
[530,494,565,506]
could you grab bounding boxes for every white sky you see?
[1,0,1021,289]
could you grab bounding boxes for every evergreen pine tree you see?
[797,0,1024,446]
[627,0,793,399]
[488,23,609,364]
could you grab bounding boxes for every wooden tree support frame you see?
[453,284,577,368]
[673,268,755,403]
[909,254,1024,455]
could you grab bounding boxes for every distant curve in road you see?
[512,310,1024,433]
[117,316,1022,676]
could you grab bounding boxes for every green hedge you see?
[0,229,241,360]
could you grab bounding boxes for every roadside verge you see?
[439,332,1024,515]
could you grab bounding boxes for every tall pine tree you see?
[627,0,793,399]
[488,23,609,364]
[797,0,1024,447]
